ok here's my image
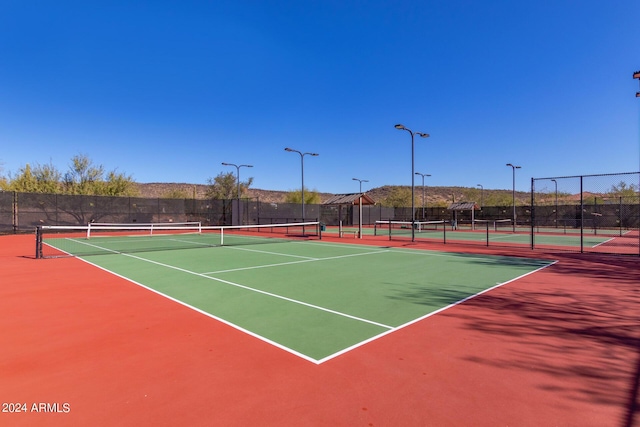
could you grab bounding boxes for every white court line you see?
[204,248,390,274]
[592,237,615,248]
[72,255,322,364]
[60,237,555,364]
[220,245,319,260]
[316,259,559,364]
[119,252,394,331]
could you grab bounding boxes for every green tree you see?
[7,154,136,196]
[206,172,254,199]
[61,154,136,196]
[608,181,638,198]
[8,162,63,193]
[162,189,190,199]
[484,192,514,207]
[98,170,138,196]
[8,163,38,192]
[381,187,411,208]
[285,187,320,204]
[63,154,105,195]
[0,161,6,190]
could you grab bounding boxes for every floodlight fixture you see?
[221,162,253,200]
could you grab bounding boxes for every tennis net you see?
[472,219,513,231]
[374,220,447,237]
[36,221,321,258]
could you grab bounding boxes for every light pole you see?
[551,179,558,228]
[285,148,318,221]
[415,172,431,220]
[476,184,484,208]
[352,178,368,239]
[506,163,521,232]
[634,71,640,191]
[395,124,429,242]
[352,177,368,194]
[222,162,253,225]
[221,162,253,200]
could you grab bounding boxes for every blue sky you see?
[1,1,639,193]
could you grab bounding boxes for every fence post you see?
[580,176,584,253]
[530,177,535,250]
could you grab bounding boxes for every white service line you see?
[121,251,395,330]
[204,248,390,274]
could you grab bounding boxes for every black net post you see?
[35,226,43,259]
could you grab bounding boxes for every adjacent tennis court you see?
[39,225,552,363]
[361,219,622,248]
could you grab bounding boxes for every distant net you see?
[36,221,321,258]
[374,220,447,237]
[472,218,513,231]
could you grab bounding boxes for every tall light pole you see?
[395,124,429,242]
[415,172,431,220]
[551,178,558,228]
[221,162,253,200]
[634,71,640,191]
[222,162,253,225]
[506,163,521,232]
[352,177,368,194]
[285,148,319,221]
[352,178,368,239]
[476,184,484,208]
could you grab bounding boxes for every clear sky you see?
[1,0,639,193]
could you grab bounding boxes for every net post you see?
[443,219,446,244]
[220,228,224,246]
[486,220,489,247]
[388,219,391,241]
[87,222,91,240]
[35,226,43,259]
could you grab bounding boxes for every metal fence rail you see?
[532,172,639,255]
[3,172,638,256]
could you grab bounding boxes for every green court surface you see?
[48,237,553,363]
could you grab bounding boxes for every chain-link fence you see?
[532,172,639,255]
[2,192,234,232]
[3,175,638,256]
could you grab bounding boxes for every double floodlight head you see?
[395,124,429,138]
[506,163,521,169]
[222,162,253,168]
[285,147,319,156]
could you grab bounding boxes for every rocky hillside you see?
[135,183,528,205]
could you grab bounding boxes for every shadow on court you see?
[433,253,640,427]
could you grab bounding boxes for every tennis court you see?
[361,219,625,249]
[2,225,640,426]
[38,225,552,363]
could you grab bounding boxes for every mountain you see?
[134,183,528,205]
